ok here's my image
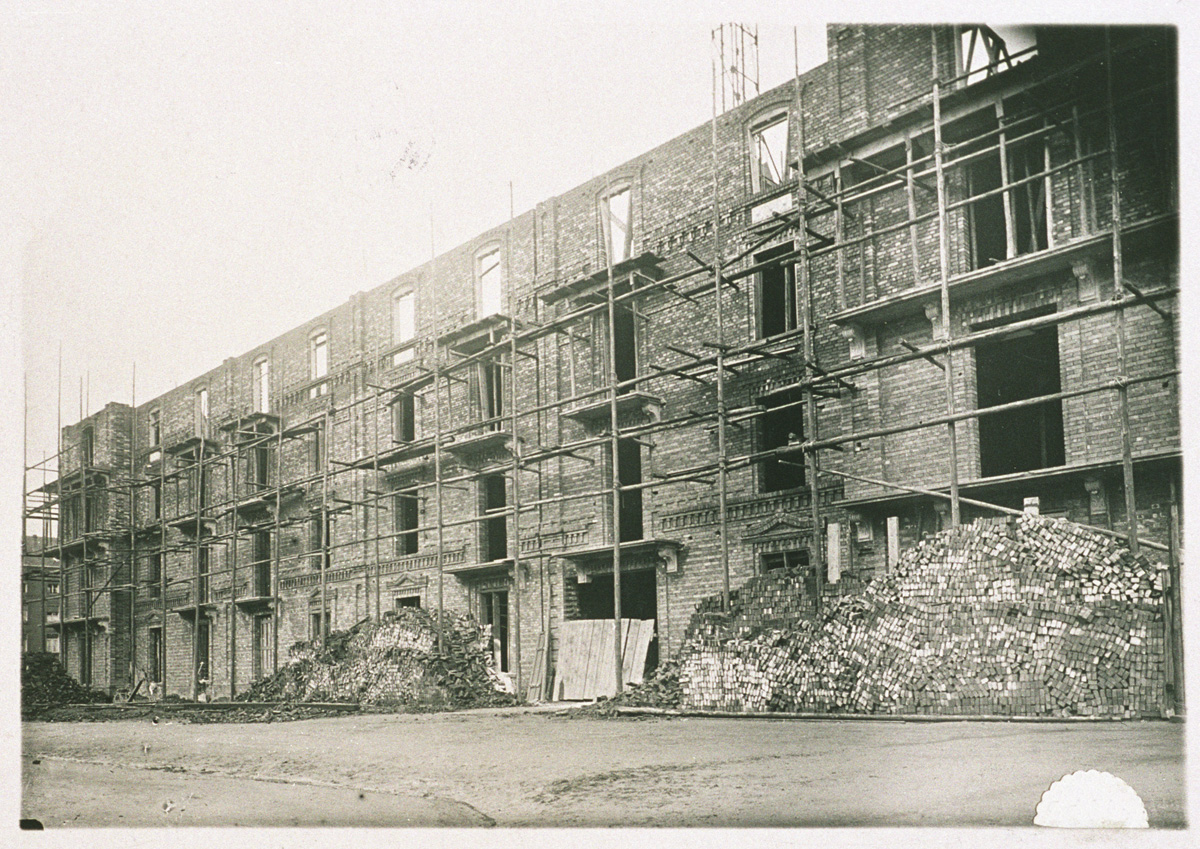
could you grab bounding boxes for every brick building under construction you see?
[23,24,1179,704]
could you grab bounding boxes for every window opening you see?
[482,474,508,562]
[146,552,161,598]
[757,389,806,492]
[959,26,1037,86]
[248,446,271,491]
[481,362,504,430]
[148,409,161,446]
[310,331,328,379]
[478,247,503,318]
[80,427,94,468]
[761,549,820,611]
[194,388,209,436]
[617,438,643,542]
[1006,122,1049,255]
[392,289,416,348]
[975,321,1064,477]
[946,108,1048,270]
[612,305,637,394]
[253,357,270,414]
[392,394,416,443]
[394,595,421,609]
[756,243,797,339]
[197,546,210,603]
[309,330,329,398]
[394,489,419,556]
[309,610,330,640]
[602,186,632,264]
[310,426,325,474]
[252,530,272,596]
[750,113,789,193]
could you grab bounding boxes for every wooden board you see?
[526,630,547,702]
[552,619,654,700]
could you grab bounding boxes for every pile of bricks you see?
[237,607,517,708]
[677,515,1168,717]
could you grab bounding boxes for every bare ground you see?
[21,707,1186,828]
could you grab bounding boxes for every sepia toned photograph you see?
[9,2,1188,838]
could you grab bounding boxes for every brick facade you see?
[44,25,1178,700]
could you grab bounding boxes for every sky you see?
[3,1,1191,475]
[4,2,832,474]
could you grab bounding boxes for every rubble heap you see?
[676,515,1168,717]
[22,652,109,711]
[237,607,518,709]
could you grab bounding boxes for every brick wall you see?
[49,25,1177,697]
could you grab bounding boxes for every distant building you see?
[22,536,60,655]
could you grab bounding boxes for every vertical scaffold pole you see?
[129,365,138,693]
[713,38,730,613]
[509,315,523,696]
[433,271,445,657]
[229,420,239,698]
[1105,28,1139,556]
[797,83,825,610]
[320,409,330,640]
[931,39,962,527]
[601,179,624,696]
[272,373,282,674]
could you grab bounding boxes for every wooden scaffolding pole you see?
[228,424,239,697]
[797,80,825,610]
[1105,28,1139,556]
[601,177,624,695]
[931,68,961,527]
[713,40,730,613]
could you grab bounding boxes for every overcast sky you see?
[5,2,832,471]
[4,1,1190,474]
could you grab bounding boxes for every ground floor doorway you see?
[481,589,509,672]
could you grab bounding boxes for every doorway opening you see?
[481,589,509,672]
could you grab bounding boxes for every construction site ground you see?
[21,706,1184,828]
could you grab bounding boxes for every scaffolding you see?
[21,26,1180,709]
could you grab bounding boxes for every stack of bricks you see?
[677,515,1168,717]
[237,607,508,707]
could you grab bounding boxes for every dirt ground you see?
[21,707,1186,828]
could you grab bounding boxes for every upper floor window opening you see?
[958,26,1037,86]
[80,426,94,468]
[194,387,209,436]
[601,185,632,265]
[755,243,797,339]
[750,111,790,193]
[757,388,806,493]
[944,105,1049,271]
[391,393,416,443]
[392,288,417,364]
[309,329,329,398]
[253,357,270,414]
[477,246,503,319]
[310,330,328,379]
[148,409,161,446]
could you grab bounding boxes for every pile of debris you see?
[237,607,518,709]
[666,515,1166,717]
[22,652,110,713]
